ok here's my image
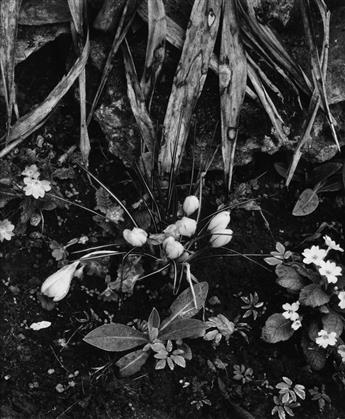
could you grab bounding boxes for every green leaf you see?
[261,313,294,343]
[299,284,330,307]
[116,349,150,377]
[275,264,305,291]
[322,313,343,337]
[158,319,206,341]
[160,282,208,331]
[310,162,342,185]
[83,324,148,352]
[148,307,160,341]
[292,188,319,216]
[301,337,327,371]
[308,321,319,342]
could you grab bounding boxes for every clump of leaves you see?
[309,385,331,412]
[272,377,305,419]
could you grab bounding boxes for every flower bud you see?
[183,195,199,216]
[163,224,180,239]
[207,211,230,233]
[123,227,148,247]
[175,217,197,237]
[210,229,233,248]
[177,251,190,263]
[41,261,79,302]
[163,237,185,259]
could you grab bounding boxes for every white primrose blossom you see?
[22,164,40,179]
[291,319,302,331]
[23,177,52,199]
[282,302,300,322]
[318,260,342,284]
[315,330,337,349]
[323,235,344,252]
[302,245,327,266]
[338,291,345,309]
[0,219,15,242]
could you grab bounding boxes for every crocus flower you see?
[207,211,230,233]
[183,195,199,216]
[175,217,197,237]
[210,229,233,248]
[123,227,148,247]
[318,260,342,284]
[41,261,79,302]
[315,330,337,349]
[302,245,327,266]
[163,237,184,259]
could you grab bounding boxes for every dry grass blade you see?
[0,32,90,158]
[87,0,138,125]
[0,0,21,138]
[140,0,166,107]
[158,0,221,174]
[286,0,331,186]
[247,63,288,145]
[122,39,155,155]
[68,0,90,164]
[137,1,257,101]
[299,0,338,149]
[219,0,247,191]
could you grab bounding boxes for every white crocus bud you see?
[210,229,233,248]
[163,237,185,259]
[175,217,197,237]
[207,211,230,233]
[163,223,180,239]
[41,261,79,302]
[183,195,199,216]
[123,227,148,247]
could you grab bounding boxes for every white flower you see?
[338,291,345,309]
[315,329,337,348]
[41,261,79,302]
[0,219,15,242]
[323,235,344,252]
[123,227,147,247]
[207,211,230,233]
[291,319,302,330]
[163,236,184,259]
[318,260,342,284]
[175,217,197,237]
[183,195,199,216]
[338,345,345,363]
[210,229,233,248]
[302,245,327,266]
[282,302,300,321]
[30,321,51,331]
[23,177,51,199]
[22,164,40,179]
[163,224,180,239]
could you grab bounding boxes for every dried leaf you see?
[158,0,221,174]
[219,0,247,191]
[140,0,166,105]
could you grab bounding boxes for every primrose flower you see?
[23,177,51,199]
[123,227,147,247]
[183,195,199,216]
[291,319,302,331]
[207,211,230,233]
[323,235,344,252]
[315,329,337,349]
[338,291,345,309]
[338,345,345,363]
[163,236,184,259]
[302,245,327,266]
[41,261,79,302]
[175,217,197,237]
[282,302,300,321]
[0,219,15,242]
[210,229,233,248]
[22,164,40,179]
[318,260,342,284]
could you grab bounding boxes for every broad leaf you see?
[292,188,319,216]
[160,282,208,331]
[158,319,206,341]
[308,321,319,342]
[301,337,326,371]
[275,264,304,291]
[322,313,343,337]
[310,162,342,185]
[261,313,294,343]
[116,349,150,377]
[83,324,148,352]
[299,284,330,307]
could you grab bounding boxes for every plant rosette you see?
[262,237,345,371]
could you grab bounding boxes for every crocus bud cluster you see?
[163,236,185,259]
[123,227,148,247]
[208,211,233,248]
